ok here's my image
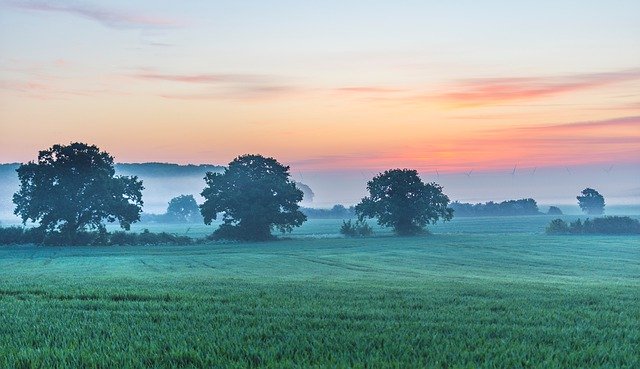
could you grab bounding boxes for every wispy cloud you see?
[435,69,640,107]
[132,71,296,101]
[334,86,404,94]
[133,72,266,85]
[291,116,640,172]
[5,0,182,29]
[519,115,640,131]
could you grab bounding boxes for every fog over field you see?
[1,162,638,222]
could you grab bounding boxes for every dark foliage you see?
[115,163,223,177]
[577,188,605,215]
[0,226,192,246]
[200,154,307,241]
[546,216,640,235]
[301,204,356,219]
[547,206,563,215]
[0,226,39,244]
[450,199,542,217]
[13,143,144,244]
[356,169,453,235]
[545,219,570,234]
[109,229,193,246]
[339,219,373,237]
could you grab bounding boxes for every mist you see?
[1,161,638,224]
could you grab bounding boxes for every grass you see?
[1,217,639,368]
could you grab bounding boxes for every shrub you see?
[546,219,570,234]
[340,220,373,237]
[207,224,271,241]
[585,216,640,234]
[0,227,193,246]
[546,216,640,235]
[0,226,27,244]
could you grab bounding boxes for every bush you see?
[546,216,640,235]
[0,226,27,244]
[340,220,373,237]
[0,227,193,246]
[546,219,570,234]
[207,224,274,242]
[109,229,192,245]
[585,216,640,234]
[0,226,47,245]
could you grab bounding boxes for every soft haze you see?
[1,0,639,205]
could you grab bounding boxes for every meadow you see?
[1,217,639,368]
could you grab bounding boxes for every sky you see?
[0,0,639,206]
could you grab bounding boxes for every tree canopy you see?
[13,143,144,242]
[355,169,453,235]
[450,198,541,217]
[200,154,306,241]
[166,195,201,223]
[577,188,605,215]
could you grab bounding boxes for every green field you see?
[1,217,639,368]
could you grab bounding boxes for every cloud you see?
[291,116,640,172]
[133,70,297,101]
[5,0,182,29]
[334,86,404,94]
[133,72,265,85]
[158,86,295,101]
[436,69,640,107]
[517,115,640,132]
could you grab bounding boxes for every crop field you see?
[1,217,639,368]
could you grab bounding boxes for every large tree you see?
[200,154,306,240]
[13,143,144,241]
[355,169,453,235]
[166,194,201,223]
[577,188,605,215]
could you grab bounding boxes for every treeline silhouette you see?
[546,216,640,235]
[301,205,356,219]
[450,198,542,217]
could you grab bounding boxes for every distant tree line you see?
[546,216,640,235]
[301,205,356,219]
[115,163,224,177]
[0,226,194,246]
[141,195,203,223]
[1,142,621,245]
[450,198,542,217]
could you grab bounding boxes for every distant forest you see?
[301,205,356,219]
[0,163,225,177]
[114,163,224,177]
[450,199,543,217]
[1,163,563,219]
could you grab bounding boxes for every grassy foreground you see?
[0,219,639,368]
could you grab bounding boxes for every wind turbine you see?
[435,169,440,178]
[531,167,537,175]
[604,165,614,174]
[511,164,517,177]
[465,169,473,178]
[565,166,572,175]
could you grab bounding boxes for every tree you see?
[166,195,201,222]
[547,206,563,215]
[355,169,453,235]
[577,188,605,215]
[200,154,306,241]
[13,143,144,242]
[294,182,315,203]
